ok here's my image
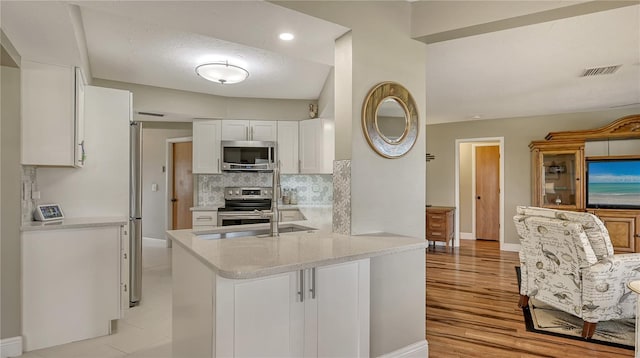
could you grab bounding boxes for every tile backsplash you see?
[22,166,38,223]
[197,172,333,207]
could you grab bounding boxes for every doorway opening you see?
[454,137,505,249]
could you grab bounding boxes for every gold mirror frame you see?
[362,82,419,158]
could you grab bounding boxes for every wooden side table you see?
[426,206,455,251]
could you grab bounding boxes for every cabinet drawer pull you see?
[430,223,442,228]
[196,216,213,220]
[431,232,442,236]
[430,215,443,220]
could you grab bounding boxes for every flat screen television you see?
[586,158,640,209]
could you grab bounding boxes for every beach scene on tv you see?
[587,160,640,207]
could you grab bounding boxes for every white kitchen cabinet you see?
[217,259,370,357]
[299,118,335,174]
[193,119,222,174]
[22,224,126,351]
[192,210,218,231]
[217,271,303,357]
[21,60,86,167]
[277,121,299,173]
[172,243,369,358]
[222,120,277,141]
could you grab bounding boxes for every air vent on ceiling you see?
[138,111,165,117]
[581,65,621,77]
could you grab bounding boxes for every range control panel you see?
[224,187,272,200]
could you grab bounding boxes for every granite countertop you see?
[21,217,128,232]
[167,225,427,280]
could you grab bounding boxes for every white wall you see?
[348,10,426,240]
[1,65,22,339]
[458,143,473,233]
[93,78,314,122]
[37,86,130,218]
[141,123,192,239]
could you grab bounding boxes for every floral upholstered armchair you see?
[514,206,640,338]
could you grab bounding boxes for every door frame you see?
[165,136,193,247]
[454,137,505,250]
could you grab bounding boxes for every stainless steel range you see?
[217,187,273,226]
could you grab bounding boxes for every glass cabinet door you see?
[538,150,583,208]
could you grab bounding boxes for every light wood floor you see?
[426,240,634,358]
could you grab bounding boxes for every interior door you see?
[172,141,193,230]
[476,145,500,241]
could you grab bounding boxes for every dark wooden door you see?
[172,141,193,230]
[476,145,500,241]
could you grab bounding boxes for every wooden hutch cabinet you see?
[529,140,584,210]
[529,114,640,254]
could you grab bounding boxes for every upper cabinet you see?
[299,118,335,174]
[222,120,277,141]
[529,140,584,210]
[193,119,222,174]
[21,60,86,167]
[277,121,299,174]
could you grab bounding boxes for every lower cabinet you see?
[588,209,640,253]
[22,224,127,351]
[172,244,369,358]
[218,260,370,357]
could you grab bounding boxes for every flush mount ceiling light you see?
[279,32,295,41]
[195,61,249,85]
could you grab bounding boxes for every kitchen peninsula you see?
[167,226,428,357]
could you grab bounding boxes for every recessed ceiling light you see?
[472,115,482,119]
[279,32,295,41]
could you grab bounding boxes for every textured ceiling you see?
[425,4,640,124]
[1,1,638,124]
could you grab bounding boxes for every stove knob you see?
[235,190,240,195]
[227,190,233,195]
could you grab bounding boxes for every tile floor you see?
[20,238,173,358]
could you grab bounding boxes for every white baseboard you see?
[377,340,428,358]
[460,232,474,240]
[0,336,22,358]
[501,242,521,252]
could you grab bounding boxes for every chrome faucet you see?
[254,165,280,237]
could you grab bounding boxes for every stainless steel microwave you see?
[221,140,276,171]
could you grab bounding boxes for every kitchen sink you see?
[197,224,316,240]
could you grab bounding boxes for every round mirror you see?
[362,82,418,158]
[376,97,408,143]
